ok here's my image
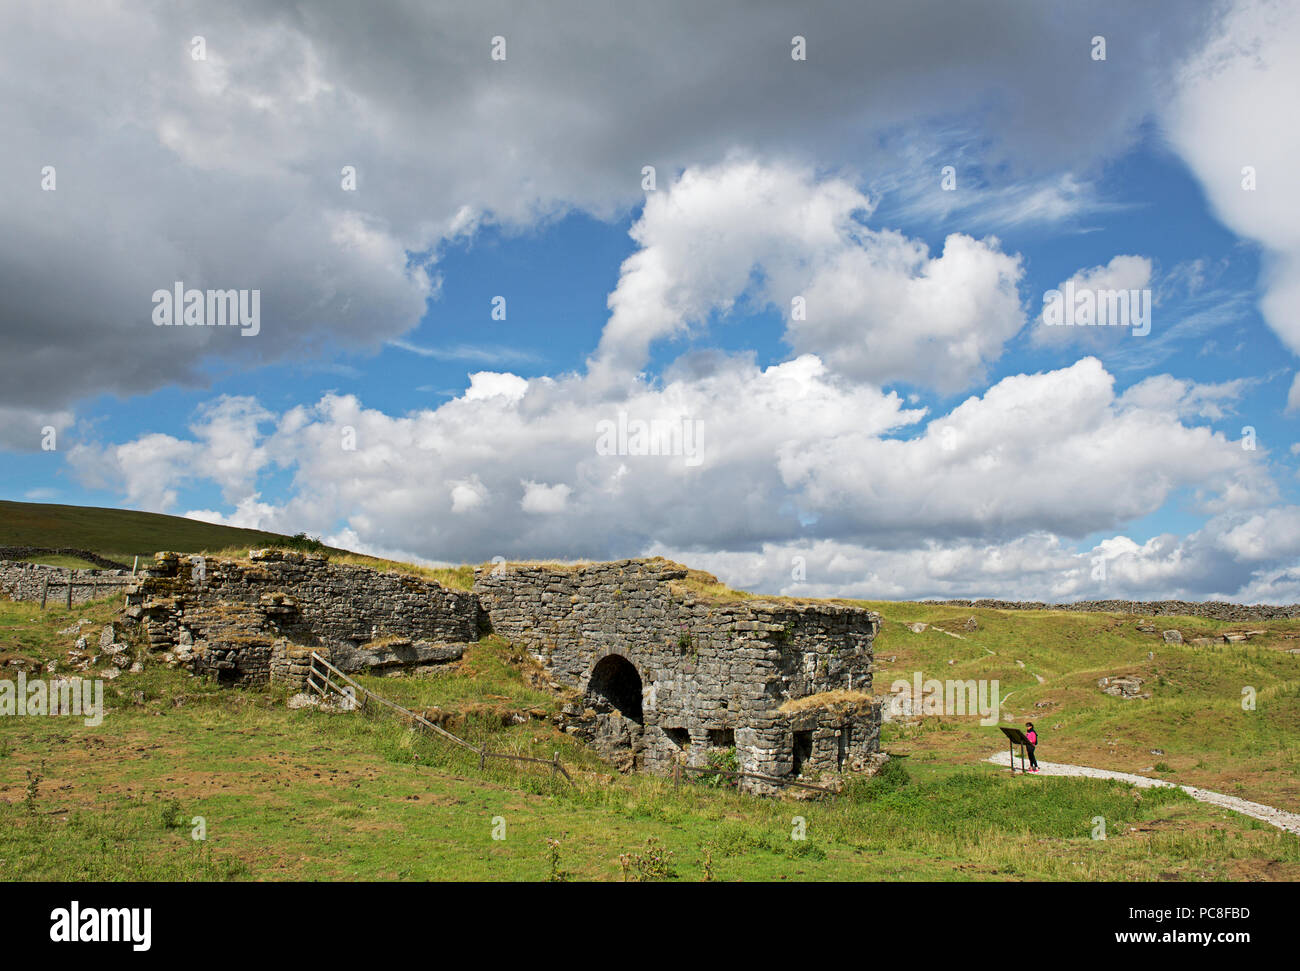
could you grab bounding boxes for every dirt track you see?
[984,750,1300,836]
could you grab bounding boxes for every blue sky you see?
[4,0,1300,601]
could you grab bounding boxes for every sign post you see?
[999,726,1030,774]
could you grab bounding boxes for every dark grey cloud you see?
[0,0,1224,448]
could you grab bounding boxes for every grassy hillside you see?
[1,593,1298,881]
[0,500,345,562]
[856,601,1300,814]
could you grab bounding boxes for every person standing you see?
[1025,722,1039,773]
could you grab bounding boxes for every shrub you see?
[845,756,910,802]
[697,747,740,788]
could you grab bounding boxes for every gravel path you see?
[984,750,1300,836]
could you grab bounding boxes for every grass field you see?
[11,554,104,570]
[2,593,1298,881]
[855,601,1300,814]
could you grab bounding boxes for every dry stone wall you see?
[473,559,883,791]
[920,598,1300,621]
[0,547,131,570]
[0,560,135,605]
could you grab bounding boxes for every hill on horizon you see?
[0,499,350,562]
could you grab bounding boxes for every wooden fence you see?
[307,652,572,782]
[671,762,839,797]
[307,652,839,798]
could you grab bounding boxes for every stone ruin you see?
[114,550,885,792]
[475,559,885,790]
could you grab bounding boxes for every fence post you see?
[479,749,486,771]
[40,576,49,610]
[66,581,73,609]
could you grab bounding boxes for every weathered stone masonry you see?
[84,550,885,789]
[123,550,481,685]
[473,559,884,790]
[0,560,135,605]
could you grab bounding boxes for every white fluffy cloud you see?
[592,161,1025,392]
[67,396,273,513]
[1166,0,1300,356]
[520,481,572,515]
[68,352,1297,599]
[776,357,1268,543]
[654,507,1300,604]
[1031,255,1154,348]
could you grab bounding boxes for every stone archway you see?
[586,654,644,723]
[585,653,645,772]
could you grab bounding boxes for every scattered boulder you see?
[1161,630,1183,644]
[906,622,928,634]
[1098,675,1150,699]
[881,692,915,723]
[960,616,978,632]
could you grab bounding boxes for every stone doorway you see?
[586,654,645,772]
[587,654,643,723]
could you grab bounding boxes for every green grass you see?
[856,601,1300,812]
[2,594,1298,881]
[12,554,105,570]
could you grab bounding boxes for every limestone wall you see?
[0,560,135,605]
[920,598,1300,621]
[118,550,882,790]
[473,558,882,788]
[0,547,131,570]
[126,550,481,684]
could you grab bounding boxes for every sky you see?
[3,0,1300,602]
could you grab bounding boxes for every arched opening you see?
[587,655,644,723]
